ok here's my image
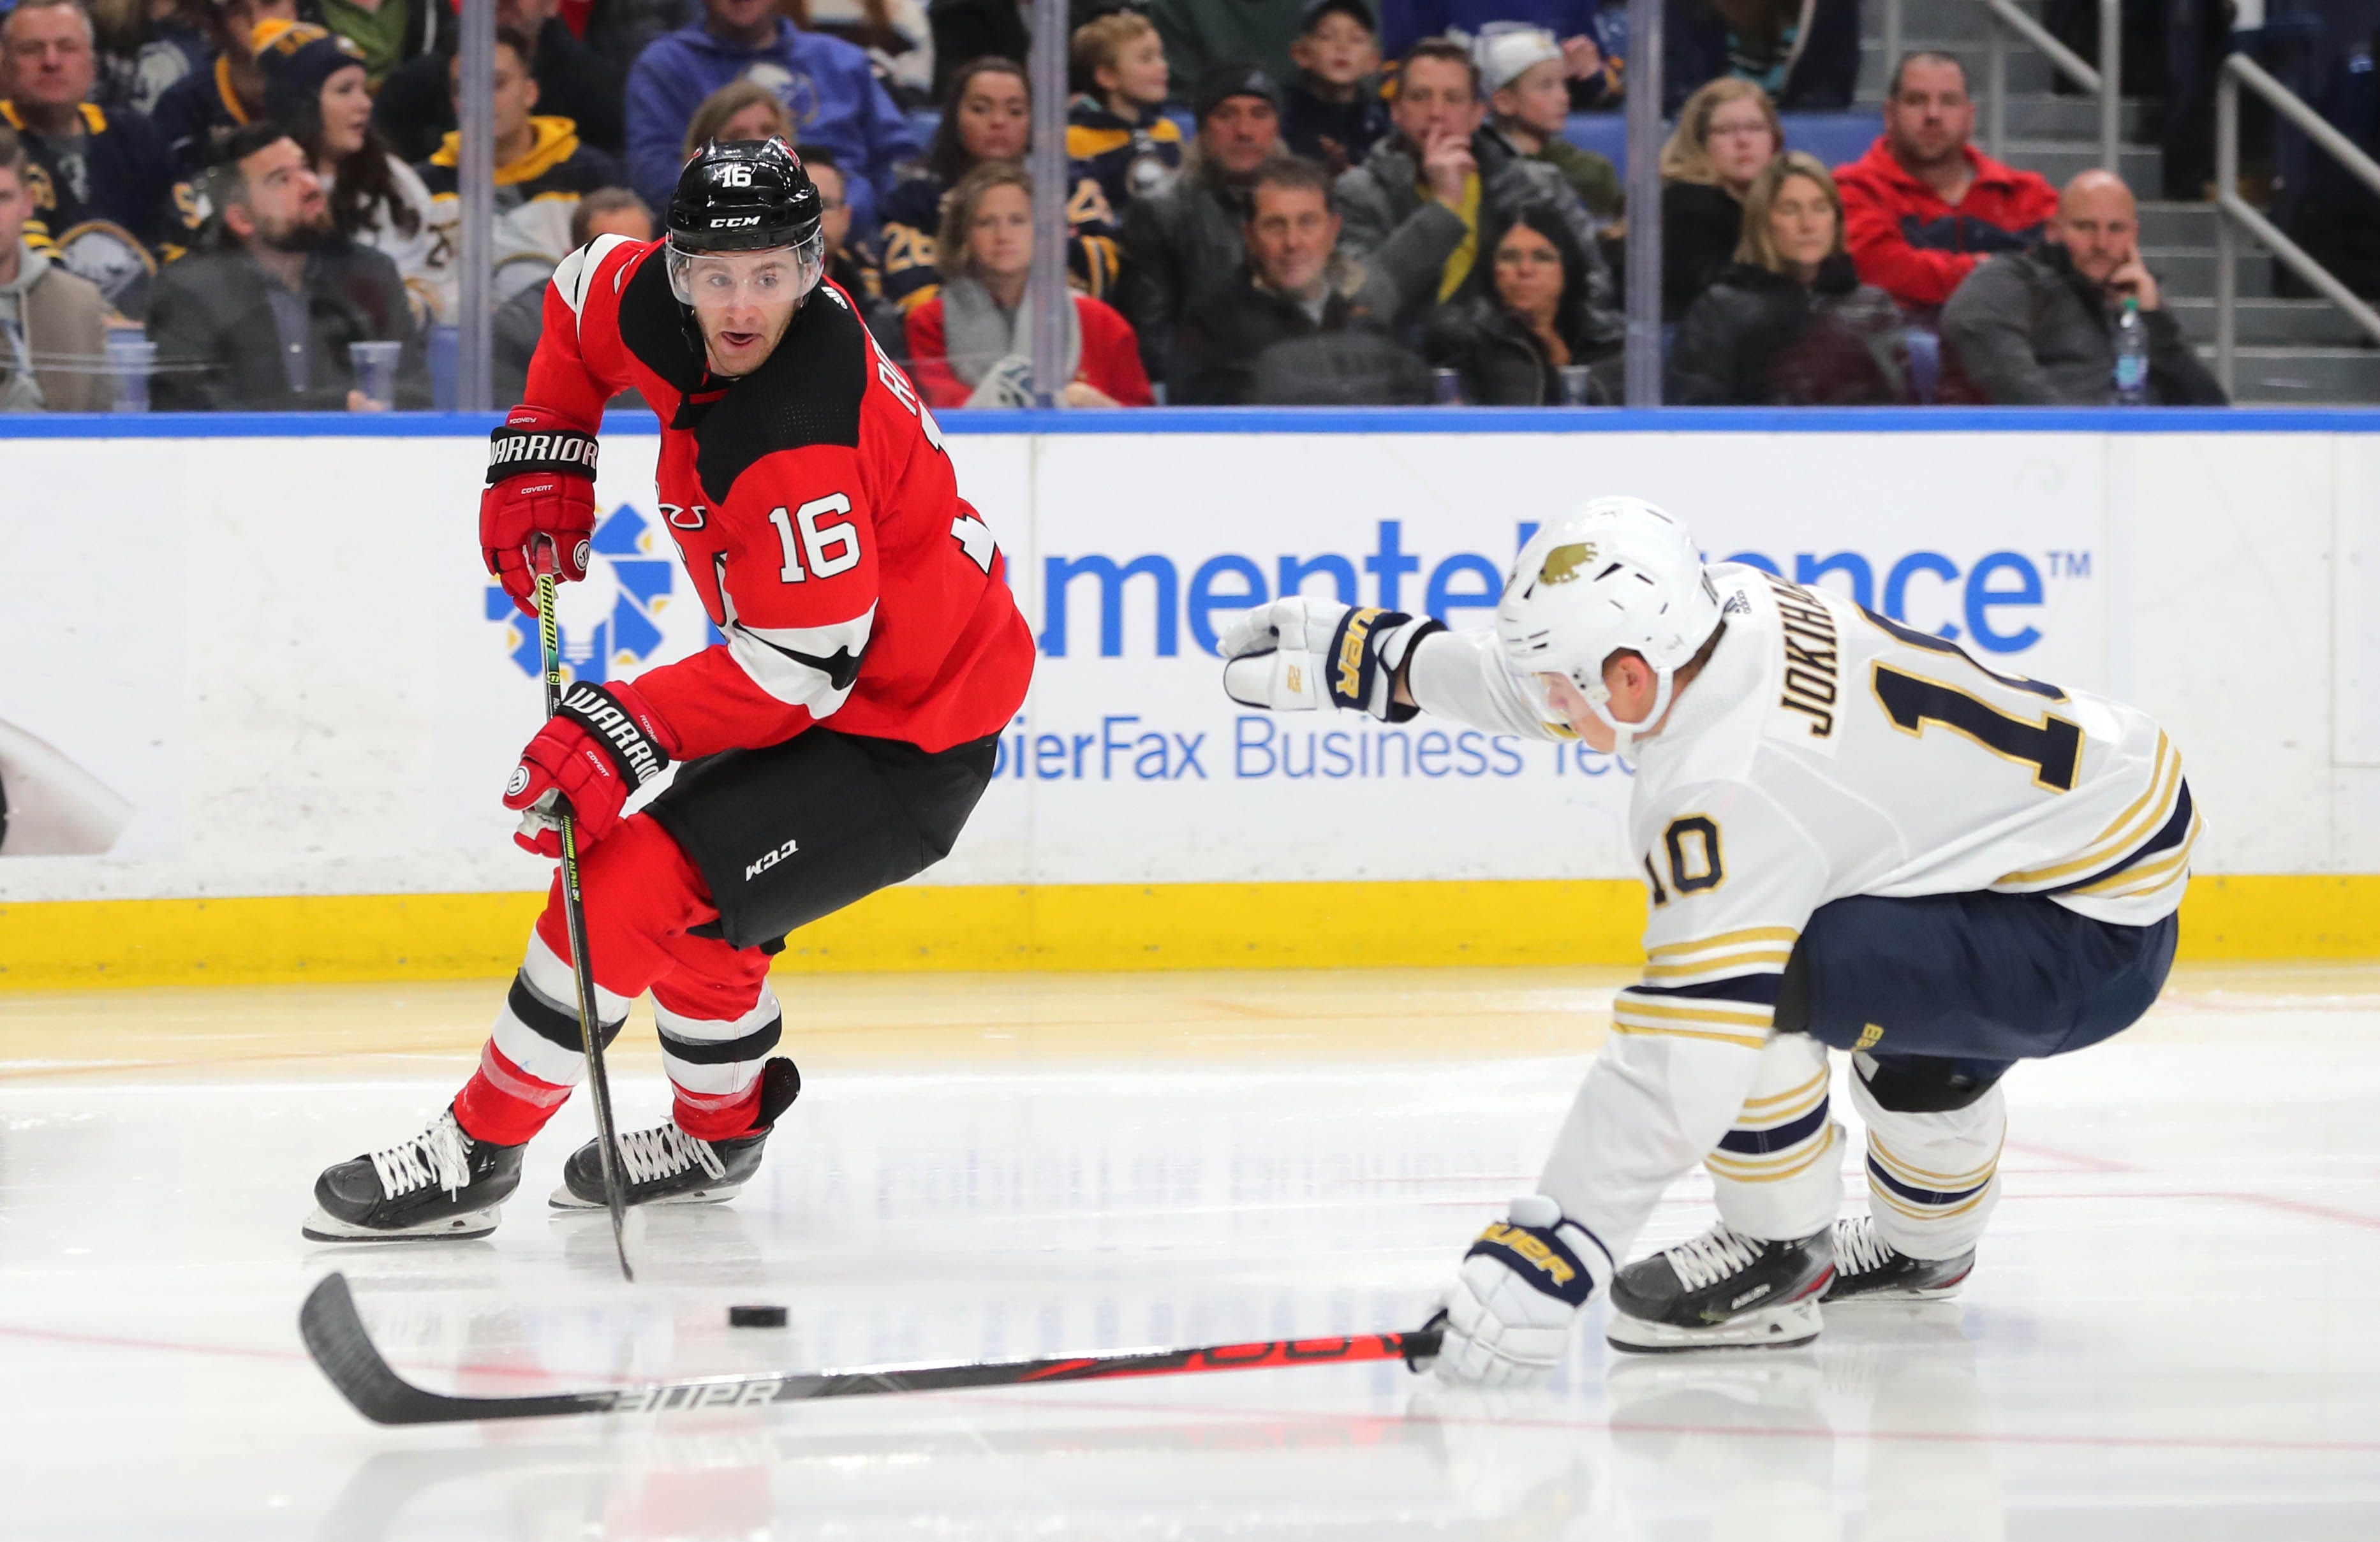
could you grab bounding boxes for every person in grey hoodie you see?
[1333,37,1617,341]
[0,126,113,411]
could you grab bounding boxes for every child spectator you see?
[905,161,1152,408]
[877,57,1123,318]
[1424,199,1620,403]
[1067,8,1184,222]
[0,0,180,296]
[1380,1,1619,108]
[153,0,300,175]
[624,0,922,236]
[0,124,114,410]
[1669,151,1914,405]
[256,20,445,323]
[1657,77,1778,321]
[417,25,621,324]
[1282,0,1389,177]
[1477,24,1618,221]
[151,123,427,409]
[1169,154,1424,405]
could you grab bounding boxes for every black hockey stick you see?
[299,1272,1442,1427]
[532,541,633,1282]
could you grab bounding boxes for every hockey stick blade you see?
[300,1272,1445,1427]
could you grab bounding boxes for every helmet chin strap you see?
[1582,668,1676,768]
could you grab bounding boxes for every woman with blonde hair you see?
[1667,151,1912,406]
[902,162,1150,409]
[681,80,797,159]
[1658,77,1782,320]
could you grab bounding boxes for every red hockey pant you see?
[453,814,780,1146]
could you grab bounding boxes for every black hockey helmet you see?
[664,137,826,305]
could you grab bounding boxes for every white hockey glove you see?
[1426,1195,1613,1388]
[1216,597,1444,722]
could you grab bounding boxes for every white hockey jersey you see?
[1405,562,2197,1261]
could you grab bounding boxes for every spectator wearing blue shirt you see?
[625,0,922,233]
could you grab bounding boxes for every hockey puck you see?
[728,1304,788,1329]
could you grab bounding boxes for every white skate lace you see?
[367,1113,473,1198]
[614,1124,728,1186]
[1835,1216,1897,1275]
[1664,1224,1764,1291]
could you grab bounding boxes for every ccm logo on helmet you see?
[711,215,761,228]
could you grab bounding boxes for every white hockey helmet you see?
[1495,496,1724,757]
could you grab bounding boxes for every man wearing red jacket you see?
[305,138,1034,1242]
[1833,52,2059,317]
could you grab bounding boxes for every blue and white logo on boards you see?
[487,503,682,684]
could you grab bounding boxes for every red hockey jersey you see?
[525,235,1033,760]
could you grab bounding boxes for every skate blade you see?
[1825,1279,1967,1303]
[1606,1298,1822,1354]
[301,1204,500,1243]
[547,1182,743,1211]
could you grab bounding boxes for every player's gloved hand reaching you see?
[481,406,601,617]
[1216,597,1444,722]
[1424,1195,1613,1387]
[504,679,678,855]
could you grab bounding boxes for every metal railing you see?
[1881,0,2120,172]
[2214,52,2380,393]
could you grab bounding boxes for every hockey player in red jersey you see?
[306,138,1033,1241]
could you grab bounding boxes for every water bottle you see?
[2111,296,2149,406]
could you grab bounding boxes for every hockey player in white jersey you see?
[1218,497,2194,1372]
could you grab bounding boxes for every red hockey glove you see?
[481,406,600,618]
[503,679,678,856]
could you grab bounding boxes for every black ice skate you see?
[551,1057,801,1211]
[304,1108,525,1242]
[1606,1223,1832,1352]
[1823,1215,1974,1302]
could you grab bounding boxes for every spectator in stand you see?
[1170,154,1423,404]
[904,161,1153,407]
[0,124,113,409]
[1424,200,1620,403]
[417,25,622,323]
[1115,59,1283,376]
[1662,0,1859,114]
[152,122,427,408]
[1146,0,1306,107]
[877,57,1121,319]
[1659,78,1778,321]
[1940,167,2227,406]
[255,20,445,321]
[491,184,649,404]
[1068,8,1183,223]
[1669,151,1914,405]
[625,0,922,235]
[1477,24,1618,221]
[88,0,213,115]
[683,76,799,152]
[374,0,630,163]
[803,0,937,107]
[0,0,179,270]
[1380,2,1620,110]
[1835,51,2058,319]
[1282,0,1388,177]
[1335,37,1618,338]
[924,0,1028,99]
[798,143,906,348]
[152,0,299,175]
[315,0,449,89]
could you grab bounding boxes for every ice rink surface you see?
[4,963,2379,1540]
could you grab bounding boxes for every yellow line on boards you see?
[0,874,2373,990]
